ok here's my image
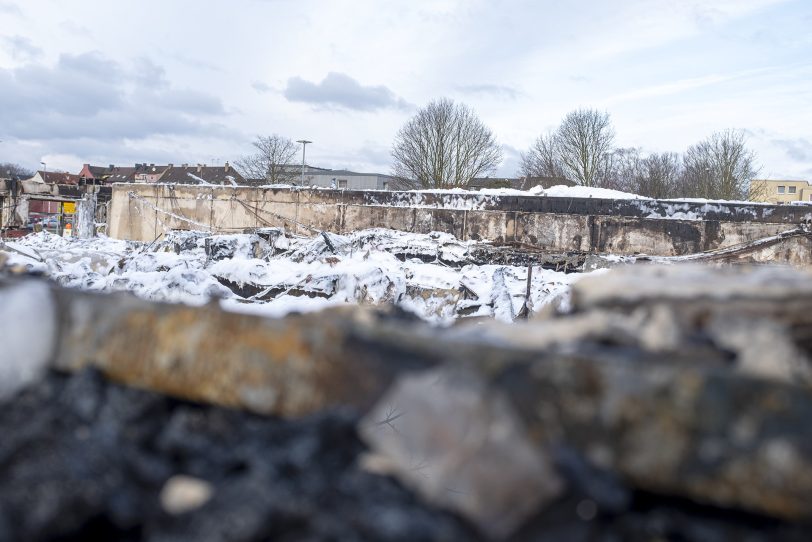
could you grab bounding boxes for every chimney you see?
[224,161,230,173]
[150,163,155,167]
[197,164,203,173]
[168,163,173,168]
[109,164,114,170]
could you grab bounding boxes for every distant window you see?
[383,182,389,190]
[777,185,786,193]
[338,179,347,188]
[789,186,797,194]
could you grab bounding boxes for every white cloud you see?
[2,35,42,60]
[0,2,22,16]
[0,0,808,180]
[601,71,765,105]
[455,84,521,100]
[283,72,411,112]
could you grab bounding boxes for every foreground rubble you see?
[2,264,812,540]
[2,368,808,542]
[0,369,476,542]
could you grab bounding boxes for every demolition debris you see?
[0,228,589,324]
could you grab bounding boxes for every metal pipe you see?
[296,140,312,186]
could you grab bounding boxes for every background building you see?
[28,171,82,185]
[750,179,812,204]
[258,166,396,190]
[78,163,244,185]
[158,163,244,185]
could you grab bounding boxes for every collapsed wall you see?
[0,179,111,236]
[108,184,812,260]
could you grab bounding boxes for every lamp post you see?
[40,161,46,172]
[296,140,312,186]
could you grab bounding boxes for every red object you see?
[2,229,31,238]
[29,200,62,213]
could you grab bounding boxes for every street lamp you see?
[296,140,312,186]
[40,161,46,172]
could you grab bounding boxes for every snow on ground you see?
[2,229,594,325]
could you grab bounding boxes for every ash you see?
[0,368,806,542]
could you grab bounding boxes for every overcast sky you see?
[1,0,810,179]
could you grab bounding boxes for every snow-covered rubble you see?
[2,229,594,324]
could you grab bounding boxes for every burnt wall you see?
[108,185,809,257]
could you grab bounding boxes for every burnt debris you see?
[0,368,809,542]
[2,265,812,540]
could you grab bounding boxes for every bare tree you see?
[600,147,640,193]
[519,131,566,179]
[235,135,299,183]
[391,98,502,189]
[682,140,717,199]
[521,108,615,187]
[521,112,760,200]
[0,162,33,179]
[681,129,759,200]
[599,148,683,198]
[747,176,771,203]
[638,152,682,199]
[556,108,615,187]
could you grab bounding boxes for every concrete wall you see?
[108,184,812,257]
